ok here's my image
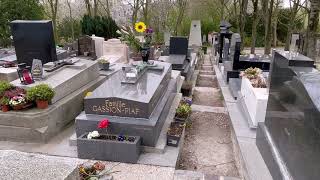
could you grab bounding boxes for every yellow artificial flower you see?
[85,92,92,97]
[135,22,146,33]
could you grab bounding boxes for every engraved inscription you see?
[92,100,140,115]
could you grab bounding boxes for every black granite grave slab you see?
[76,77,177,147]
[84,61,172,119]
[256,51,319,180]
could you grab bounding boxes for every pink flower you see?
[98,119,109,129]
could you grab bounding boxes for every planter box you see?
[240,77,268,127]
[77,133,141,163]
[167,122,184,147]
[174,113,190,123]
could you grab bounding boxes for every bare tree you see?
[264,0,274,55]
[84,0,92,16]
[306,0,320,59]
[174,0,188,35]
[42,0,59,41]
[250,0,259,53]
[66,0,74,40]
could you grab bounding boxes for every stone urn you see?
[141,47,150,63]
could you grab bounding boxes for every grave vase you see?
[141,48,150,63]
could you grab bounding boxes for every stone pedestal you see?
[256,51,319,180]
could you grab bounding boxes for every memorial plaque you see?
[31,59,43,79]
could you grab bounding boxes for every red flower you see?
[98,119,109,129]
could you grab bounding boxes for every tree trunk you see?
[264,0,274,55]
[239,0,248,50]
[93,0,98,16]
[250,0,259,54]
[66,0,74,41]
[306,0,320,60]
[84,0,92,16]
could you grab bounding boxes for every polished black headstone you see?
[84,61,172,119]
[169,37,188,55]
[256,51,319,180]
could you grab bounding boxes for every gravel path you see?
[178,53,239,178]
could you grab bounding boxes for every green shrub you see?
[0,81,13,96]
[176,104,192,118]
[27,84,55,101]
[81,15,119,40]
[0,96,10,105]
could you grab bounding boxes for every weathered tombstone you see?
[78,35,96,58]
[102,39,129,64]
[218,21,232,63]
[91,35,105,58]
[189,20,202,47]
[75,61,177,157]
[290,33,300,53]
[222,38,230,61]
[167,37,192,80]
[256,51,317,180]
[164,31,171,46]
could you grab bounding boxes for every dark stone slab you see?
[228,78,241,99]
[76,78,177,147]
[77,133,141,163]
[169,37,188,55]
[84,61,172,118]
[257,51,320,180]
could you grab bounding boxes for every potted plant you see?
[27,84,55,109]
[0,96,10,112]
[77,119,141,163]
[181,81,193,96]
[98,58,110,70]
[167,122,185,147]
[0,81,13,98]
[174,103,192,122]
[118,22,153,63]
[9,94,27,110]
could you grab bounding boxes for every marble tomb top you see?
[84,61,172,118]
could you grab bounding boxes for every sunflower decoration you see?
[135,22,147,33]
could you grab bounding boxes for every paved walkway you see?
[176,52,240,180]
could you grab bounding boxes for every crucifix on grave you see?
[121,61,164,84]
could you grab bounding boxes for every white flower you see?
[87,131,100,139]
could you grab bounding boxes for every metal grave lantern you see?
[17,63,34,85]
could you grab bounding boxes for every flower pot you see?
[1,105,9,112]
[36,100,49,109]
[98,62,110,70]
[167,122,184,147]
[12,104,26,111]
[174,113,190,123]
[77,133,141,163]
[141,48,150,63]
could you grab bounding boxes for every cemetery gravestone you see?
[76,61,177,147]
[256,51,318,180]
[164,31,171,46]
[189,20,202,47]
[78,36,96,59]
[102,39,129,64]
[91,35,105,58]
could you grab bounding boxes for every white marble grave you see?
[189,20,202,47]
[240,77,268,127]
[102,39,129,64]
[91,35,105,58]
